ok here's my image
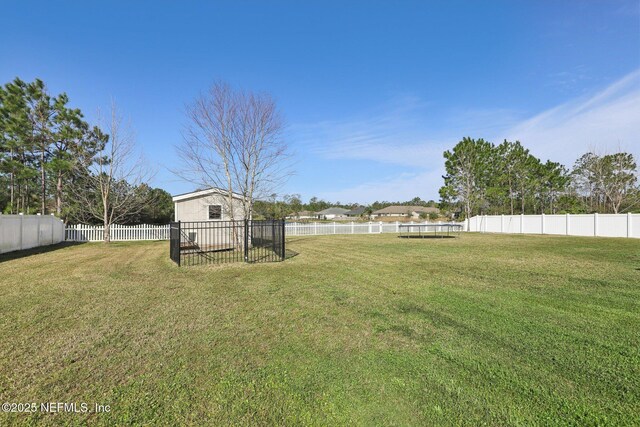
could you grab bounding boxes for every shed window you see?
[208,205,222,220]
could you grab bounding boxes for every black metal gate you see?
[169,220,285,266]
[169,222,181,265]
[249,219,286,262]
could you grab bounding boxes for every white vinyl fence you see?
[285,221,436,236]
[0,214,65,254]
[65,224,170,242]
[59,215,640,243]
[64,221,450,241]
[465,213,640,238]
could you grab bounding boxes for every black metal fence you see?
[169,220,285,266]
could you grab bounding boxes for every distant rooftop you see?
[316,207,350,215]
[373,205,439,214]
[345,206,366,216]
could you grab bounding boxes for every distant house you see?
[371,205,439,220]
[345,206,367,217]
[172,188,246,222]
[316,207,349,220]
[286,210,317,220]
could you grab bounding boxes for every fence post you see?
[19,213,23,250]
[396,221,399,233]
[351,221,354,234]
[379,221,383,233]
[594,213,598,237]
[500,214,504,233]
[368,222,372,233]
[333,222,336,235]
[36,213,41,247]
[541,213,545,235]
[272,220,277,254]
[244,219,249,262]
[566,213,570,236]
[628,212,632,238]
[177,221,181,267]
[314,222,317,235]
[281,219,286,260]
[520,214,524,234]
[50,214,55,243]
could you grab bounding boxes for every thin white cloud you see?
[292,97,519,169]
[502,69,640,165]
[292,69,640,203]
[319,169,446,204]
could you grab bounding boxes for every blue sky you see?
[1,1,639,203]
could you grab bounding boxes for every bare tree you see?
[176,81,290,220]
[72,101,155,242]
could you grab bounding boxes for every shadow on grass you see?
[285,237,314,244]
[247,248,299,263]
[397,235,457,239]
[284,249,299,260]
[0,242,86,263]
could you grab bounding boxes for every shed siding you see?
[175,193,245,222]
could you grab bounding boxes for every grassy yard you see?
[0,233,638,426]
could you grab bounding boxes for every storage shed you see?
[172,188,246,222]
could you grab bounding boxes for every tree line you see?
[253,194,438,219]
[0,78,173,230]
[439,137,638,218]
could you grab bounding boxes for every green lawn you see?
[0,233,638,426]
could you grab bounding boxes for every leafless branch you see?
[173,81,292,219]
[71,100,156,241]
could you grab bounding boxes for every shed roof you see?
[172,187,244,202]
